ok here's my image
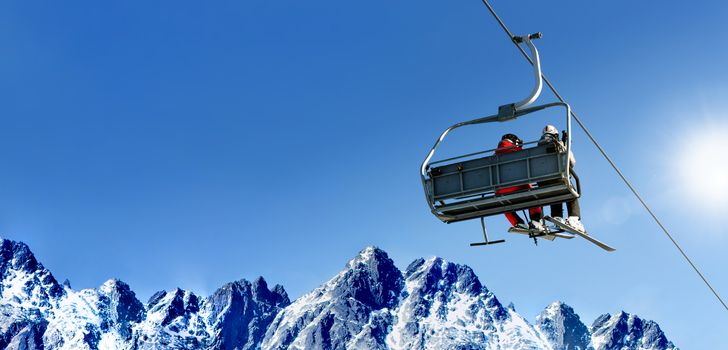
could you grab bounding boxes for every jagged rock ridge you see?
[0,238,677,349]
[535,301,591,350]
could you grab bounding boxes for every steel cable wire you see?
[478,0,728,312]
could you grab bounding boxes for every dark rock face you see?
[404,257,488,308]
[132,278,289,350]
[5,319,48,350]
[133,288,207,350]
[405,258,490,317]
[98,280,146,339]
[206,277,290,350]
[0,239,63,303]
[338,248,403,310]
[0,316,45,350]
[148,288,199,327]
[536,302,591,350]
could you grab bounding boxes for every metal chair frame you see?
[419,33,580,245]
[420,102,578,224]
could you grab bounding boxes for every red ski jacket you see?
[495,139,532,195]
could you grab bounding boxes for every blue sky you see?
[2,0,728,347]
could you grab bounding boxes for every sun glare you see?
[675,125,728,209]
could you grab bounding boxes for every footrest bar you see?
[470,240,506,246]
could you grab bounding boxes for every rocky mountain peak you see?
[252,276,289,307]
[405,256,484,296]
[535,301,591,350]
[336,246,403,310]
[206,277,290,350]
[146,288,199,326]
[97,279,145,339]
[591,311,676,350]
[0,238,63,309]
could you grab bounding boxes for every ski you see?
[544,216,616,252]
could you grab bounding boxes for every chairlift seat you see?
[424,144,579,224]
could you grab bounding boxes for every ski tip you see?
[545,216,616,252]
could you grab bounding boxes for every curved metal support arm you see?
[513,34,543,110]
[420,115,499,177]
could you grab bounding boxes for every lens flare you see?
[675,125,728,210]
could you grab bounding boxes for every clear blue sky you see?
[2,1,727,348]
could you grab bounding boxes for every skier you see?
[495,133,544,231]
[538,125,585,232]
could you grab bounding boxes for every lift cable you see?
[478,0,728,312]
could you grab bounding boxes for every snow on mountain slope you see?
[0,237,679,350]
[0,239,63,311]
[132,288,209,349]
[40,279,146,349]
[0,239,62,349]
[386,257,550,350]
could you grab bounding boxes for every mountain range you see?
[0,237,677,349]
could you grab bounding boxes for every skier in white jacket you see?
[538,124,584,232]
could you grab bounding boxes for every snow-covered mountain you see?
[590,311,676,350]
[0,238,288,350]
[0,238,677,349]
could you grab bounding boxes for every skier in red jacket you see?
[495,133,544,230]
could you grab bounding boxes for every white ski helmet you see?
[542,124,558,136]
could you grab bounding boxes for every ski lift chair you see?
[420,33,580,245]
[422,106,580,225]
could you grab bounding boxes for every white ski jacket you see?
[538,133,576,166]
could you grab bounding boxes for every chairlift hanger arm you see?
[512,33,543,110]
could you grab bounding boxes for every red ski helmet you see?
[501,133,523,146]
